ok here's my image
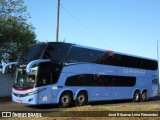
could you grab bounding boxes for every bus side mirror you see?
[26,59,50,73]
[2,62,18,74]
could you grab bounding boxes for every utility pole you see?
[56,0,60,42]
[157,40,159,66]
[157,40,160,91]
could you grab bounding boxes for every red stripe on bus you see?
[13,87,33,91]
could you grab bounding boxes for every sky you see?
[24,0,160,60]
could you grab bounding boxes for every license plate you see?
[18,100,22,103]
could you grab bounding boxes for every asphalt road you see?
[0,96,160,112]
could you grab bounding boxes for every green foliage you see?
[0,0,28,20]
[0,0,37,64]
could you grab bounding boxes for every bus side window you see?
[100,53,121,66]
[103,75,113,86]
[37,72,53,86]
[66,47,103,64]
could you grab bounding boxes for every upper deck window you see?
[65,47,103,64]
[100,53,158,70]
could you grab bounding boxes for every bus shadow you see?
[90,96,160,106]
[26,104,60,110]
[148,96,160,101]
[26,100,133,110]
[26,96,160,110]
[89,99,133,106]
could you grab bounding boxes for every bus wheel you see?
[141,91,148,102]
[133,91,140,102]
[75,92,88,106]
[59,92,73,108]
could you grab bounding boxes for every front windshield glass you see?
[14,67,38,89]
[19,43,47,64]
[43,43,72,63]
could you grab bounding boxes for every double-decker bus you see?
[3,42,159,107]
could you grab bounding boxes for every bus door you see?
[37,71,53,104]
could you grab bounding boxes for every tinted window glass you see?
[100,53,158,70]
[65,74,136,87]
[66,47,103,64]
[37,71,53,86]
[19,43,47,64]
[43,43,72,63]
[37,62,63,87]
[100,53,121,66]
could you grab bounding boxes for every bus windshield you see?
[19,43,47,64]
[19,42,73,64]
[43,43,72,63]
[14,67,38,89]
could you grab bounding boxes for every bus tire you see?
[133,91,140,102]
[141,91,148,102]
[75,92,88,106]
[59,92,73,108]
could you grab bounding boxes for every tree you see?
[0,0,28,20]
[0,0,37,64]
